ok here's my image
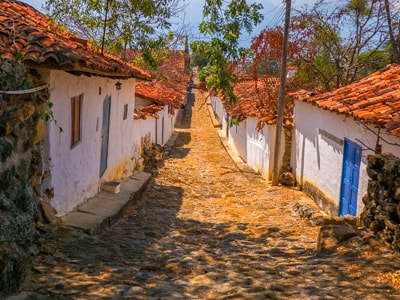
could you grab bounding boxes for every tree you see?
[190,52,209,71]
[44,0,186,61]
[383,0,400,62]
[241,26,301,79]
[290,0,391,91]
[191,0,263,102]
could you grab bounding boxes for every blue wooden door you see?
[339,139,362,216]
[100,96,111,176]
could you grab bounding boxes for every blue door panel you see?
[100,96,111,177]
[339,139,361,216]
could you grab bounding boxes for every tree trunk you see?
[384,0,400,62]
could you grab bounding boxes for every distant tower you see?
[184,35,190,75]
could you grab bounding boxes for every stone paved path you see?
[16,90,400,299]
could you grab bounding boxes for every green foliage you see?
[42,101,63,133]
[228,117,240,127]
[192,0,263,103]
[254,59,280,76]
[190,52,209,71]
[198,67,210,83]
[42,101,53,123]
[0,52,32,92]
[289,0,394,91]
[357,49,390,76]
[0,54,62,132]
[44,0,182,60]
[347,0,371,16]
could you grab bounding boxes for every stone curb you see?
[61,171,152,235]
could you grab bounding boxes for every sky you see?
[26,0,317,47]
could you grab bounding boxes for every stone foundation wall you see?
[281,125,293,173]
[361,153,400,252]
[0,63,47,297]
[302,181,339,216]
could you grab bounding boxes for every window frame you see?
[123,103,128,120]
[70,94,83,148]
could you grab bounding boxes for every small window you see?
[71,94,83,147]
[123,104,128,120]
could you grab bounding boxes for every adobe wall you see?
[0,62,47,297]
[361,153,400,252]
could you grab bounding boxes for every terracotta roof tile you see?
[0,0,150,80]
[135,81,185,109]
[124,49,190,92]
[223,78,294,126]
[134,104,164,120]
[131,49,190,119]
[290,64,400,137]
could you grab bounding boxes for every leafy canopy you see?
[191,0,263,102]
[44,0,185,64]
[288,0,392,91]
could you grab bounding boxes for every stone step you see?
[61,171,151,234]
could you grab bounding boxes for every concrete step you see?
[61,171,151,234]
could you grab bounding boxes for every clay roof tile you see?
[0,0,150,80]
[222,78,294,125]
[295,63,400,137]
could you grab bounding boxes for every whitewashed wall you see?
[228,119,247,162]
[132,104,177,167]
[136,98,176,147]
[210,95,231,137]
[171,107,178,130]
[166,107,176,142]
[43,70,137,216]
[155,106,173,146]
[210,95,224,124]
[221,109,229,137]
[246,117,276,180]
[294,100,400,215]
[132,116,156,163]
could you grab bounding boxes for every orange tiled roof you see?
[134,104,164,120]
[224,78,294,126]
[136,81,184,108]
[124,49,187,73]
[0,0,150,80]
[152,61,190,98]
[132,48,190,119]
[124,49,190,93]
[291,64,400,137]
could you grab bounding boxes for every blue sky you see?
[25,0,317,47]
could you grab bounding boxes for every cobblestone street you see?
[15,90,400,299]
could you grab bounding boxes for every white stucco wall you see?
[246,117,276,180]
[132,105,177,164]
[221,109,229,137]
[228,119,247,162]
[132,117,156,161]
[210,95,224,123]
[166,108,176,143]
[294,100,400,215]
[155,106,172,146]
[44,70,137,216]
[135,96,177,146]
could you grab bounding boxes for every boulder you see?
[279,172,295,187]
[38,200,60,226]
[317,225,359,253]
